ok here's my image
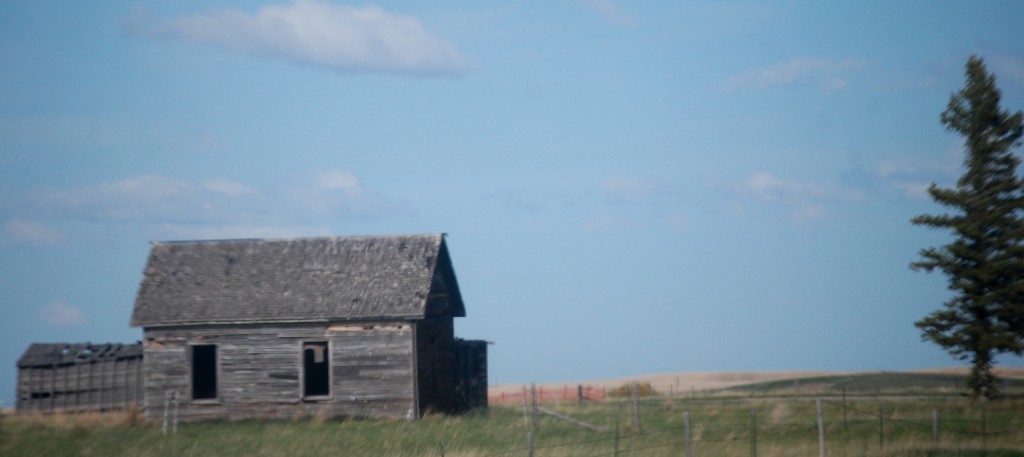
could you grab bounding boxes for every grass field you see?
[721,371,1024,397]
[3,395,1023,456]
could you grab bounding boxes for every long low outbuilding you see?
[16,342,143,413]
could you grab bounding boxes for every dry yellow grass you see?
[11,407,145,430]
[490,367,1024,397]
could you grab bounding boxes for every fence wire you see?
[439,396,1023,457]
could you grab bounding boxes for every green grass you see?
[720,372,1024,397]
[3,397,1023,456]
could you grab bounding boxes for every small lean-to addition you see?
[130,233,487,421]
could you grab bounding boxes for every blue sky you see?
[2,1,1024,406]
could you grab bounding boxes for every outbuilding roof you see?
[130,233,465,327]
[17,342,143,368]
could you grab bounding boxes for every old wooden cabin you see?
[130,233,486,421]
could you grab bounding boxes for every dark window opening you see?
[303,342,329,397]
[191,345,217,400]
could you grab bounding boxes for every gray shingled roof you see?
[130,234,465,327]
[17,342,143,368]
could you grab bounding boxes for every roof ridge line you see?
[152,233,444,245]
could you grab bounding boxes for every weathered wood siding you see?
[16,358,143,413]
[141,322,416,421]
[454,339,488,411]
[415,317,456,414]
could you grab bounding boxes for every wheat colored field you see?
[489,367,1024,396]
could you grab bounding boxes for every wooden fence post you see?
[684,412,692,457]
[750,408,758,457]
[163,390,179,436]
[526,429,533,457]
[614,416,620,457]
[162,391,171,435]
[932,409,938,446]
[632,383,642,434]
[171,391,179,435]
[522,386,529,429]
[816,399,825,457]
[878,403,884,452]
[842,386,848,430]
[982,408,987,452]
[531,383,538,431]
[528,381,536,457]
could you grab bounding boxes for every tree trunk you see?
[968,350,997,400]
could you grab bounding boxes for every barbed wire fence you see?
[443,385,1023,457]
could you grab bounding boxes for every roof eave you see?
[136,315,428,329]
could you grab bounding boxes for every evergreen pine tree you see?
[912,55,1024,400]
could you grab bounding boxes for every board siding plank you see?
[142,322,417,421]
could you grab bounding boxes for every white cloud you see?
[725,58,865,93]
[204,179,255,196]
[34,175,234,222]
[297,169,414,218]
[745,172,786,201]
[98,175,188,199]
[581,0,637,27]
[732,172,865,222]
[2,219,64,246]
[128,1,472,75]
[876,158,954,179]
[743,172,864,204]
[39,301,86,328]
[4,171,413,245]
[315,169,363,195]
[158,223,332,241]
[875,145,961,199]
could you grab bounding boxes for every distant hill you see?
[489,367,1024,397]
[721,371,1024,396]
